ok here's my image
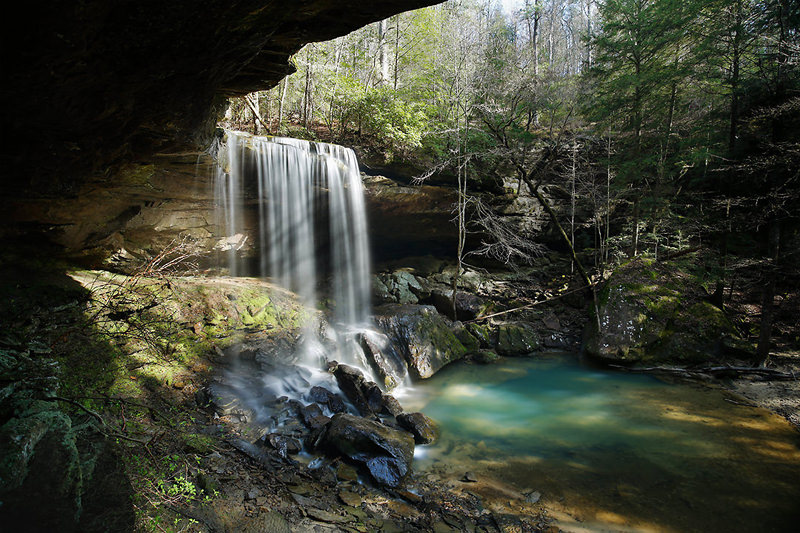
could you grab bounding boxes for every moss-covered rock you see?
[585,257,741,365]
[495,322,540,356]
[466,323,494,348]
[469,350,500,364]
[453,324,481,353]
[374,305,468,379]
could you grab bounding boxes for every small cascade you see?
[213,131,401,384]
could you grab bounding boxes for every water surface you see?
[399,356,800,532]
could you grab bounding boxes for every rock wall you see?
[4,152,231,269]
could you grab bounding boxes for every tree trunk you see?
[570,138,577,274]
[243,94,269,134]
[728,0,742,155]
[533,0,540,76]
[304,55,314,129]
[393,14,401,90]
[631,197,640,257]
[584,0,593,69]
[378,19,389,86]
[277,78,288,135]
[757,218,781,363]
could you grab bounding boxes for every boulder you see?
[469,350,500,364]
[453,323,481,353]
[376,270,429,304]
[380,394,404,417]
[585,258,741,365]
[332,364,373,416]
[374,305,468,379]
[358,331,408,390]
[396,412,438,445]
[264,433,303,457]
[363,382,385,413]
[308,386,346,414]
[299,403,331,431]
[320,414,415,488]
[372,276,393,302]
[496,322,540,356]
[432,289,489,321]
[466,323,494,348]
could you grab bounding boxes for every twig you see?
[466,285,589,323]
[724,398,758,408]
[132,503,170,533]
[43,396,106,426]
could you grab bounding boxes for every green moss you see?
[466,323,494,348]
[496,323,540,356]
[181,433,216,454]
[454,325,481,353]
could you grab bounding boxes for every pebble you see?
[462,471,478,482]
[338,490,362,507]
[525,491,541,504]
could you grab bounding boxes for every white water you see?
[214,131,390,380]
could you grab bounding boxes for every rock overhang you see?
[3,0,442,192]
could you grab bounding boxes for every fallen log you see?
[609,365,797,381]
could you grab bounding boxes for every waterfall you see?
[213,131,381,378]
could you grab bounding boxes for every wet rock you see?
[375,304,468,379]
[332,363,373,415]
[308,386,346,414]
[396,412,438,445]
[335,462,360,482]
[299,403,331,430]
[469,350,500,364]
[380,393,404,417]
[496,322,540,356]
[320,413,415,488]
[358,331,407,390]
[264,433,303,457]
[542,331,571,349]
[364,382,385,413]
[462,471,478,482]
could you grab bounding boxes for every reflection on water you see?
[399,356,800,532]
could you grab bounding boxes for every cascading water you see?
[213,130,400,385]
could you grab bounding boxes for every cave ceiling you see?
[3,0,441,193]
